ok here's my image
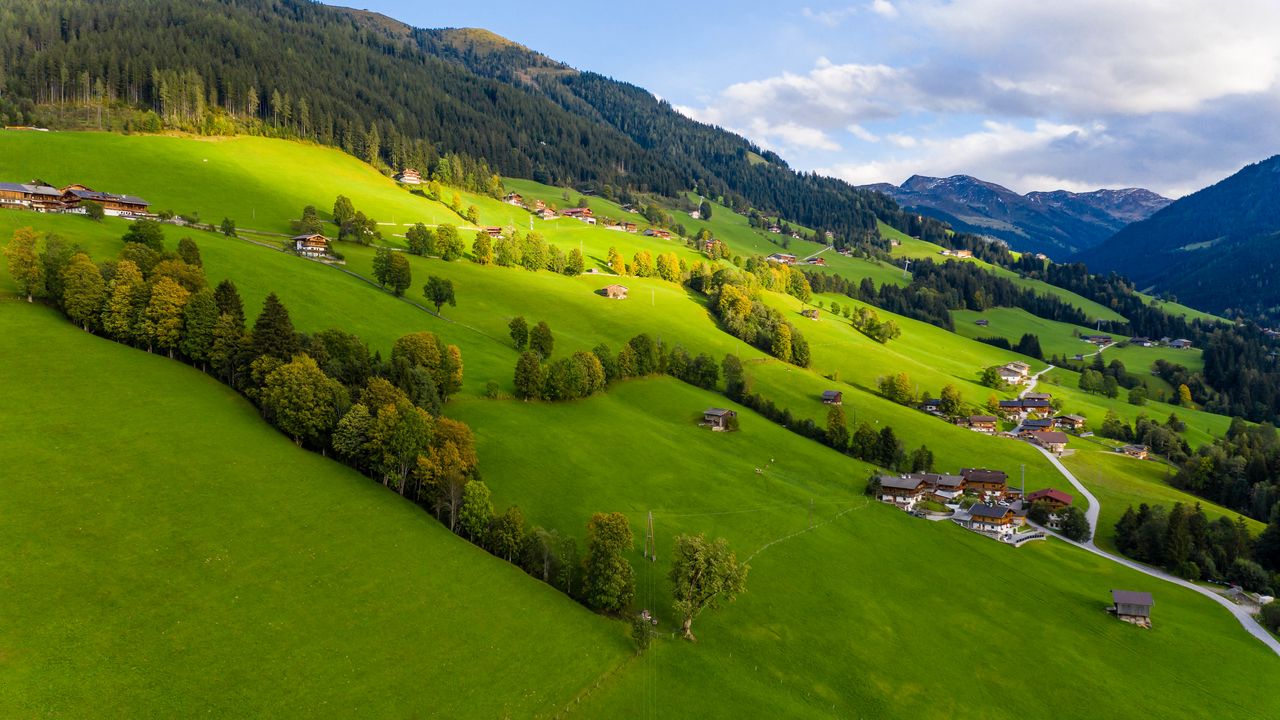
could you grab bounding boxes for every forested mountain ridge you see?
[862,174,1169,256]
[1078,155,1280,322]
[0,0,905,248]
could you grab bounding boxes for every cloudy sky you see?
[342,1,1280,197]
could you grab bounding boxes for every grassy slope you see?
[1061,447,1265,553]
[952,307,1099,360]
[451,379,1280,720]
[2,131,1273,716]
[0,303,628,717]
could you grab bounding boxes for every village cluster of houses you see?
[0,181,151,218]
[877,467,1078,540]
[1127,335,1193,349]
[497,191,645,233]
[938,248,973,258]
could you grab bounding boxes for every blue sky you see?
[336,1,1280,197]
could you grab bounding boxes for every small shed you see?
[1110,590,1154,628]
[821,390,843,405]
[801,308,820,320]
[703,408,737,431]
[601,284,628,300]
[1121,444,1150,460]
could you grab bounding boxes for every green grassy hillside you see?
[0,303,627,717]
[2,130,1274,719]
[1061,447,1265,553]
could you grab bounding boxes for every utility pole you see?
[644,511,656,562]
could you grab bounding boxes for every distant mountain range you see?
[1077,154,1280,322]
[860,175,1170,256]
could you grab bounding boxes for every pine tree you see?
[213,279,245,327]
[251,292,299,360]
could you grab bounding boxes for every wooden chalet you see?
[913,472,966,501]
[961,468,1008,495]
[0,181,64,211]
[482,226,503,238]
[1023,391,1051,401]
[1005,361,1032,377]
[292,233,331,258]
[1128,336,1155,347]
[561,207,595,223]
[997,367,1026,385]
[537,208,558,220]
[533,199,547,211]
[394,168,423,184]
[877,474,928,508]
[1026,488,1073,509]
[1082,334,1113,345]
[804,256,827,266]
[1110,590,1154,628]
[1121,444,1150,460]
[600,284,629,300]
[644,228,671,239]
[998,399,1028,416]
[952,249,973,258]
[965,503,1021,535]
[766,253,797,265]
[1054,414,1087,431]
[60,185,150,217]
[768,225,782,233]
[703,408,737,431]
[919,398,942,414]
[503,192,523,205]
[1170,338,1193,349]
[1029,430,1069,453]
[821,390,843,405]
[966,415,998,433]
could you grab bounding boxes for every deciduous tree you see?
[669,534,748,640]
[585,512,635,614]
[508,316,529,350]
[4,227,43,302]
[60,252,105,330]
[387,252,412,297]
[423,276,456,314]
[144,276,190,356]
[529,321,554,359]
[261,354,348,447]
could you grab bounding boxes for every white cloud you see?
[801,6,860,27]
[869,0,898,18]
[676,0,1280,195]
[847,124,880,142]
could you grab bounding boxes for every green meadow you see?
[0,303,628,717]
[2,131,1276,718]
[1061,447,1264,553]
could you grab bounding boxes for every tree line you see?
[1114,502,1279,593]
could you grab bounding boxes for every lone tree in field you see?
[83,200,105,222]
[585,512,635,614]
[423,276,456,314]
[332,195,355,228]
[373,246,392,287]
[669,533,749,640]
[220,217,237,237]
[508,315,529,350]
[529,321,554,359]
[4,227,43,302]
[387,252,412,297]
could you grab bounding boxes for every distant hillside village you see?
[0,180,151,217]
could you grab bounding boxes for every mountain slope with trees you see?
[1078,155,1280,322]
[0,0,906,248]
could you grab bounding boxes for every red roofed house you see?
[1027,488,1073,509]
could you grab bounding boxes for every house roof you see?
[1122,444,1149,453]
[1028,488,1074,505]
[0,181,61,196]
[64,187,149,206]
[1057,414,1086,422]
[704,408,734,417]
[879,475,926,491]
[291,233,328,241]
[998,400,1023,408]
[969,415,997,423]
[962,468,1007,483]
[1032,431,1069,444]
[821,390,842,400]
[1112,590,1154,607]
[968,503,1012,519]
[1023,418,1053,428]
